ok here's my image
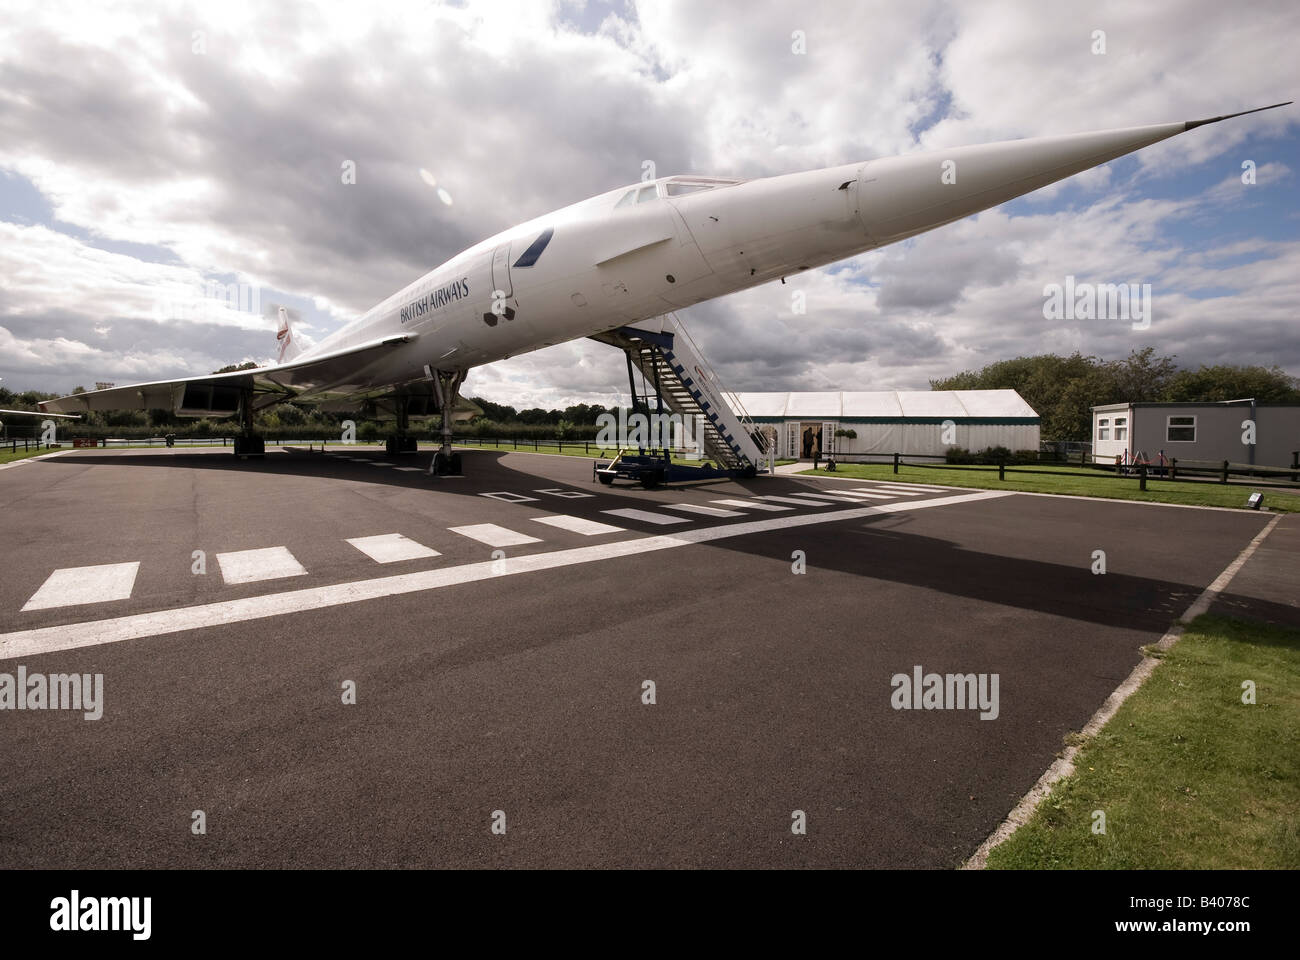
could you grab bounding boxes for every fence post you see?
[1292,451,1298,483]
[893,452,899,474]
[1170,457,1177,481]
[1221,460,1229,484]
[1140,462,1147,491]
[998,462,1005,481]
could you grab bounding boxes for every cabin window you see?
[636,184,658,204]
[1167,416,1196,442]
[614,190,636,209]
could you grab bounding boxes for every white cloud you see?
[0,0,1296,407]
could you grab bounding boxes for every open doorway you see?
[799,422,823,459]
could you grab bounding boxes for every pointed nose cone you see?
[859,121,1187,245]
[856,102,1291,246]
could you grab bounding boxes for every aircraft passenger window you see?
[636,185,657,203]
[614,190,636,209]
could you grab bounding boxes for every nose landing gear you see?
[427,367,466,476]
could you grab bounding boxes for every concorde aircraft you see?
[39,103,1291,474]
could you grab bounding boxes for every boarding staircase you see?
[592,313,767,472]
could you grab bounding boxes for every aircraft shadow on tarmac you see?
[42,447,1295,634]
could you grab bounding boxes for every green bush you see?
[945,446,975,464]
[977,445,1014,464]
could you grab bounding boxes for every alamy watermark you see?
[1042,276,1152,330]
[0,666,103,720]
[595,408,706,455]
[153,281,261,323]
[890,665,999,720]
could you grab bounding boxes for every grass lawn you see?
[802,462,1300,513]
[986,614,1300,869]
[0,446,68,465]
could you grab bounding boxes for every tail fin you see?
[276,306,304,364]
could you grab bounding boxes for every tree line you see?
[6,348,1295,443]
[931,348,1300,441]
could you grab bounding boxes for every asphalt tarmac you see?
[0,446,1282,867]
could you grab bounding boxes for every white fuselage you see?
[294,118,1196,394]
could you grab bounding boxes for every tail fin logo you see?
[276,306,296,364]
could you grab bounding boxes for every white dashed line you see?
[393,467,424,472]
[601,508,691,525]
[754,495,831,506]
[858,482,950,493]
[479,492,540,503]
[710,498,793,512]
[216,546,309,585]
[449,523,542,547]
[346,533,441,563]
[782,492,861,503]
[662,503,744,517]
[0,491,1011,658]
[530,515,625,536]
[22,562,141,612]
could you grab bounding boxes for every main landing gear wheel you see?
[449,452,462,474]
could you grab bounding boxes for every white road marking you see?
[530,515,625,536]
[755,495,830,506]
[663,503,744,517]
[0,491,1010,658]
[601,508,691,525]
[478,491,539,503]
[367,461,394,467]
[710,498,793,512]
[820,490,897,500]
[346,533,441,563]
[449,523,542,546]
[858,482,951,493]
[533,488,594,499]
[216,546,308,585]
[783,492,861,503]
[393,467,424,472]
[21,562,140,612]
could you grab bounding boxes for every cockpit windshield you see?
[613,177,743,209]
[663,177,742,197]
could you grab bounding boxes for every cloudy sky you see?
[1,0,1297,409]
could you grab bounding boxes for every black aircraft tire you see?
[449,453,462,474]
